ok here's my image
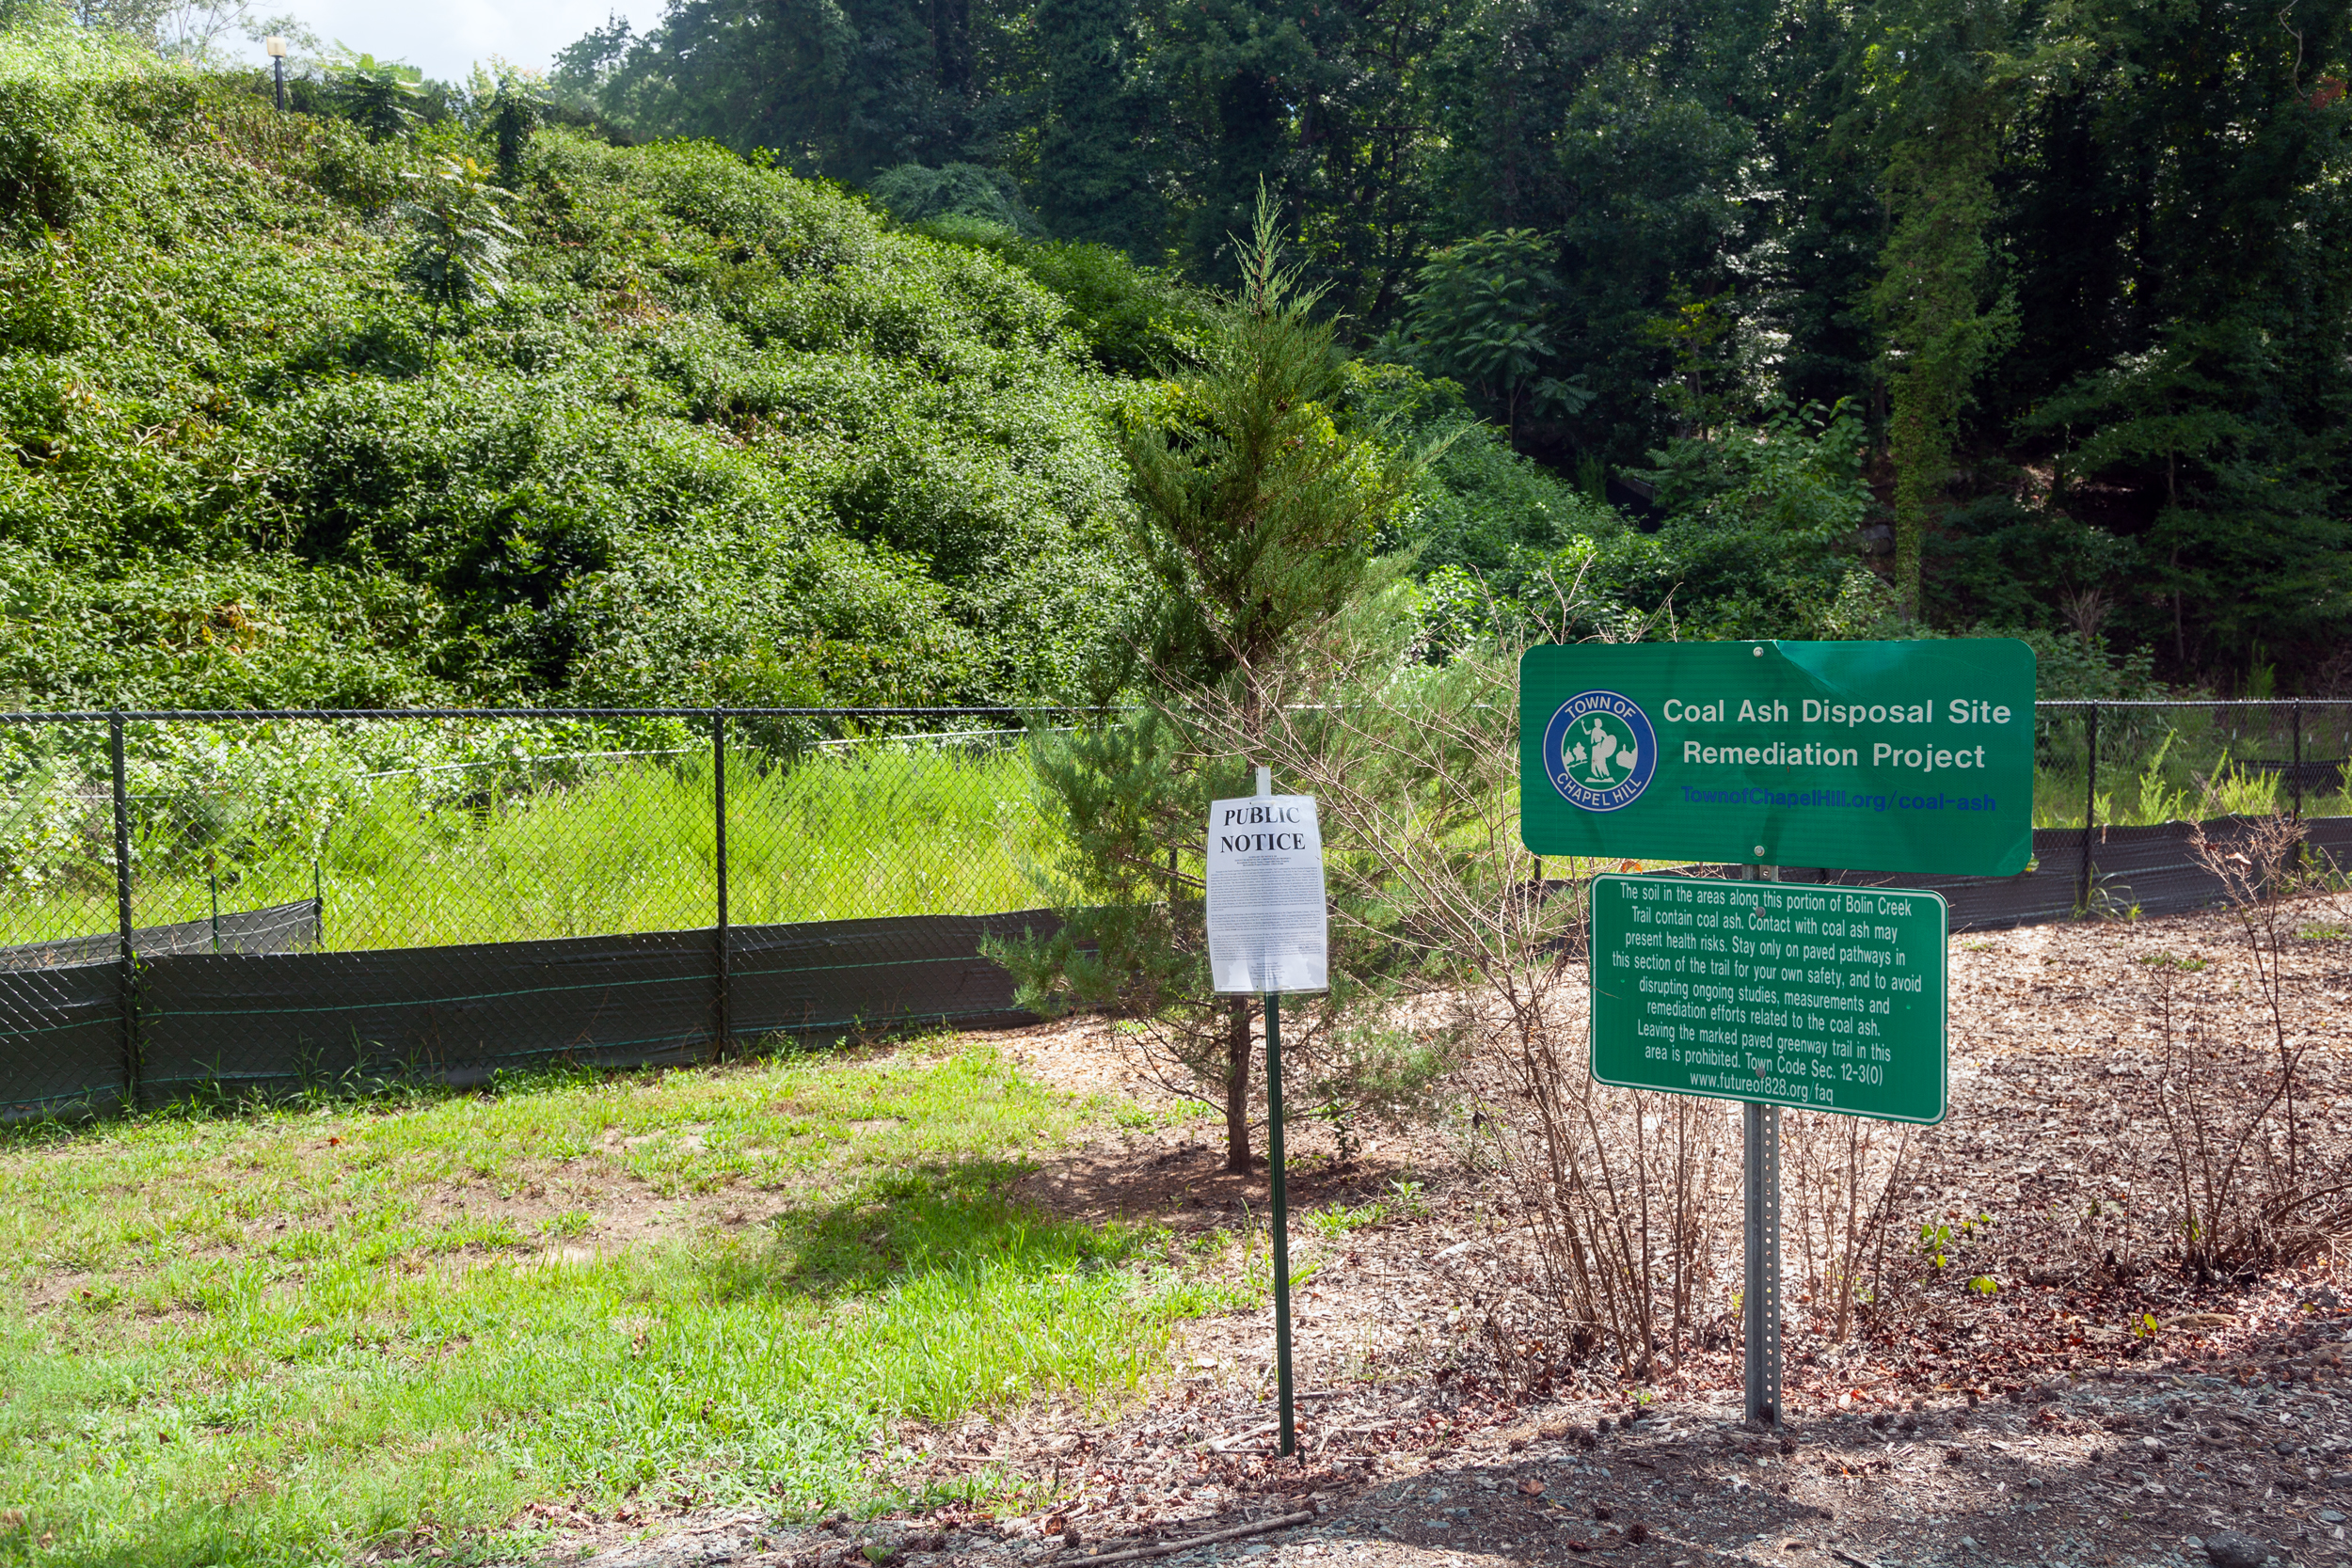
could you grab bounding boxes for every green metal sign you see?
[1589,873,1948,1123]
[1519,639,2035,876]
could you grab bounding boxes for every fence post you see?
[109,712,138,1110]
[2079,704,2099,914]
[713,708,730,1060]
[2292,700,2304,821]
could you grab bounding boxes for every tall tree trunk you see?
[1224,996,1255,1172]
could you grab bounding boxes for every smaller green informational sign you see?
[1589,873,1947,1124]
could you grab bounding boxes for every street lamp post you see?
[265,36,287,111]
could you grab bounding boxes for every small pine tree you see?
[994,193,1427,1174]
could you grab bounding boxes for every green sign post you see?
[1520,638,2035,876]
[1588,872,1947,1124]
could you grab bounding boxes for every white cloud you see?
[236,0,667,84]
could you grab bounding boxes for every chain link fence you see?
[2032,699,2352,830]
[4,700,2346,1119]
[0,707,1076,1118]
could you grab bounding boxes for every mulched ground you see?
[523,896,2351,1568]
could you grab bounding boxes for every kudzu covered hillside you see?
[0,30,1175,710]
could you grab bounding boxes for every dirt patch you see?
[992,1014,1466,1238]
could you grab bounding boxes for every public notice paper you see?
[1204,795,1328,995]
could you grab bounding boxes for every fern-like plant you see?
[395,155,521,332]
[332,53,424,143]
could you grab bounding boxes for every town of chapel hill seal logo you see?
[1542,690,1658,811]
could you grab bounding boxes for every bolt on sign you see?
[1518,639,2036,876]
[1588,872,1948,1123]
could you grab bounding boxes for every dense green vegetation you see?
[0,23,1154,710]
[12,0,2338,719]
[0,17,1636,718]
[561,0,2352,688]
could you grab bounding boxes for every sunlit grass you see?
[10,721,2347,954]
[2030,710,2352,830]
[8,743,1053,951]
[0,1044,1223,1567]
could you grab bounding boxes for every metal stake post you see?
[713,709,730,1059]
[109,712,137,1109]
[1265,990,1296,1458]
[2080,705,2100,912]
[1742,862,1781,1427]
[1742,1099,1783,1426]
[2292,701,2304,821]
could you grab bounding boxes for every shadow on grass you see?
[707,1160,1156,1306]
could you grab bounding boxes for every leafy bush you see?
[0,33,1146,710]
[868,161,1040,234]
[900,224,1207,378]
[1382,385,1875,652]
[1343,362,1620,577]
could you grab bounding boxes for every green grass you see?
[2028,710,2352,830]
[0,1043,1216,1566]
[8,742,1051,952]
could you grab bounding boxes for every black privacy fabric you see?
[136,928,720,1099]
[123,910,1064,1104]
[0,962,125,1117]
[728,910,1062,1038]
[0,899,320,972]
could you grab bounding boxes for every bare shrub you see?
[1780,1111,1915,1341]
[2149,815,2352,1278]
[1469,1018,1737,1379]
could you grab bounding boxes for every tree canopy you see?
[557,0,2352,689]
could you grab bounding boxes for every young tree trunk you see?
[1224,996,1255,1172]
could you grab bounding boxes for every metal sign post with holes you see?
[1205,767,1328,1459]
[1745,1098,1781,1424]
[1523,639,2027,1428]
[1744,864,1782,1429]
